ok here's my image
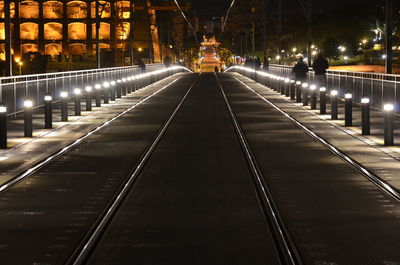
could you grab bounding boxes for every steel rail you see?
[0,73,188,194]
[215,73,303,265]
[68,73,201,265]
[232,75,400,203]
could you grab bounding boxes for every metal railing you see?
[266,64,400,110]
[0,64,165,116]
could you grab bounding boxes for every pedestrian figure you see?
[292,57,309,82]
[312,54,329,87]
[164,56,171,68]
[263,57,269,71]
[137,58,146,72]
[214,65,219,72]
[255,57,262,71]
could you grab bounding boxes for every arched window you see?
[21,43,38,54]
[67,1,87,19]
[0,2,16,19]
[115,1,131,19]
[19,0,39,19]
[69,43,86,55]
[43,1,63,19]
[116,22,130,40]
[92,22,110,40]
[20,22,38,40]
[90,1,110,18]
[45,43,62,55]
[44,22,62,40]
[68,22,87,40]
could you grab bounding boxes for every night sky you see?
[188,0,382,19]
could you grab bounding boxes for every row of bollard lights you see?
[0,66,183,150]
[234,66,396,146]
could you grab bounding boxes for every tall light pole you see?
[129,0,135,65]
[95,0,101,69]
[298,0,312,66]
[4,1,12,76]
[385,0,393,74]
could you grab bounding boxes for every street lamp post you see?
[385,0,393,74]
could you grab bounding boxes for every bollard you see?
[121,78,127,96]
[116,80,122,98]
[110,81,116,101]
[44,93,52,129]
[73,88,82,116]
[85,86,93,111]
[60,91,69,122]
[344,93,353,126]
[127,77,132,93]
[24,99,33,137]
[290,80,295,99]
[127,77,133,93]
[284,79,290,97]
[280,78,285,95]
[319,87,327,114]
[0,104,7,149]
[295,81,302,103]
[302,83,309,106]
[95,84,102,107]
[384,104,394,146]
[330,90,338,120]
[103,82,110,104]
[310,85,317,109]
[361,97,370,135]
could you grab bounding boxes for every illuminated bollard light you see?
[110,81,116,101]
[284,79,290,97]
[302,83,309,106]
[24,99,33,137]
[295,81,302,103]
[0,104,7,149]
[85,86,93,111]
[280,78,285,95]
[384,103,395,146]
[103,82,110,104]
[44,94,53,129]
[95,84,102,107]
[116,80,122,98]
[344,93,353,126]
[60,91,69,122]
[361,97,370,135]
[290,80,295,99]
[73,88,82,116]
[127,77,132,93]
[121,78,127,96]
[330,90,338,120]
[319,87,327,114]
[310,85,317,109]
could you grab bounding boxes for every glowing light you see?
[60,91,68,98]
[138,47,143,52]
[44,95,52,101]
[110,81,116,86]
[302,83,309,88]
[74,88,82,95]
[95,84,101,90]
[310,85,317,90]
[85,86,93,92]
[24,100,33,108]
[361,98,370,104]
[296,81,302,85]
[103,82,110,88]
[345,93,352,99]
[319,87,326,92]
[0,106,7,113]
[330,90,338,96]
[384,104,394,111]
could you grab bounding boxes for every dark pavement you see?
[1,72,400,264]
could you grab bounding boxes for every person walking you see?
[263,57,269,71]
[292,57,309,82]
[137,58,146,72]
[312,53,329,87]
[255,57,262,71]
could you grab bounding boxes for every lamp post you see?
[24,99,33,137]
[60,91,69,122]
[44,94,53,129]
